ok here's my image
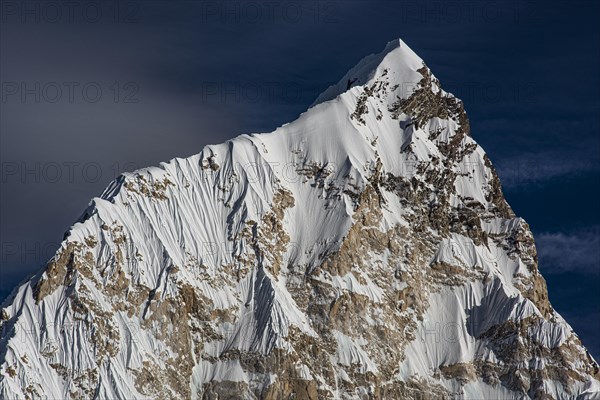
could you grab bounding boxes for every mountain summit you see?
[1,39,599,399]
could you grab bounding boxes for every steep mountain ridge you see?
[1,39,599,399]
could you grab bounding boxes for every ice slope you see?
[1,39,599,399]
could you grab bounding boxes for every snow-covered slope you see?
[1,39,599,399]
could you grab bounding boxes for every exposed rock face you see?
[1,39,599,399]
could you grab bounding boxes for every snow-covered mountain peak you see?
[312,38,425,107]
[1,39,599,400]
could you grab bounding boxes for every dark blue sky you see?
[1,0,599,357]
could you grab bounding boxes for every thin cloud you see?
[536,227,600,274]
[495,151,600,188]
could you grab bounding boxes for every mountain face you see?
[1,39,599,400]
